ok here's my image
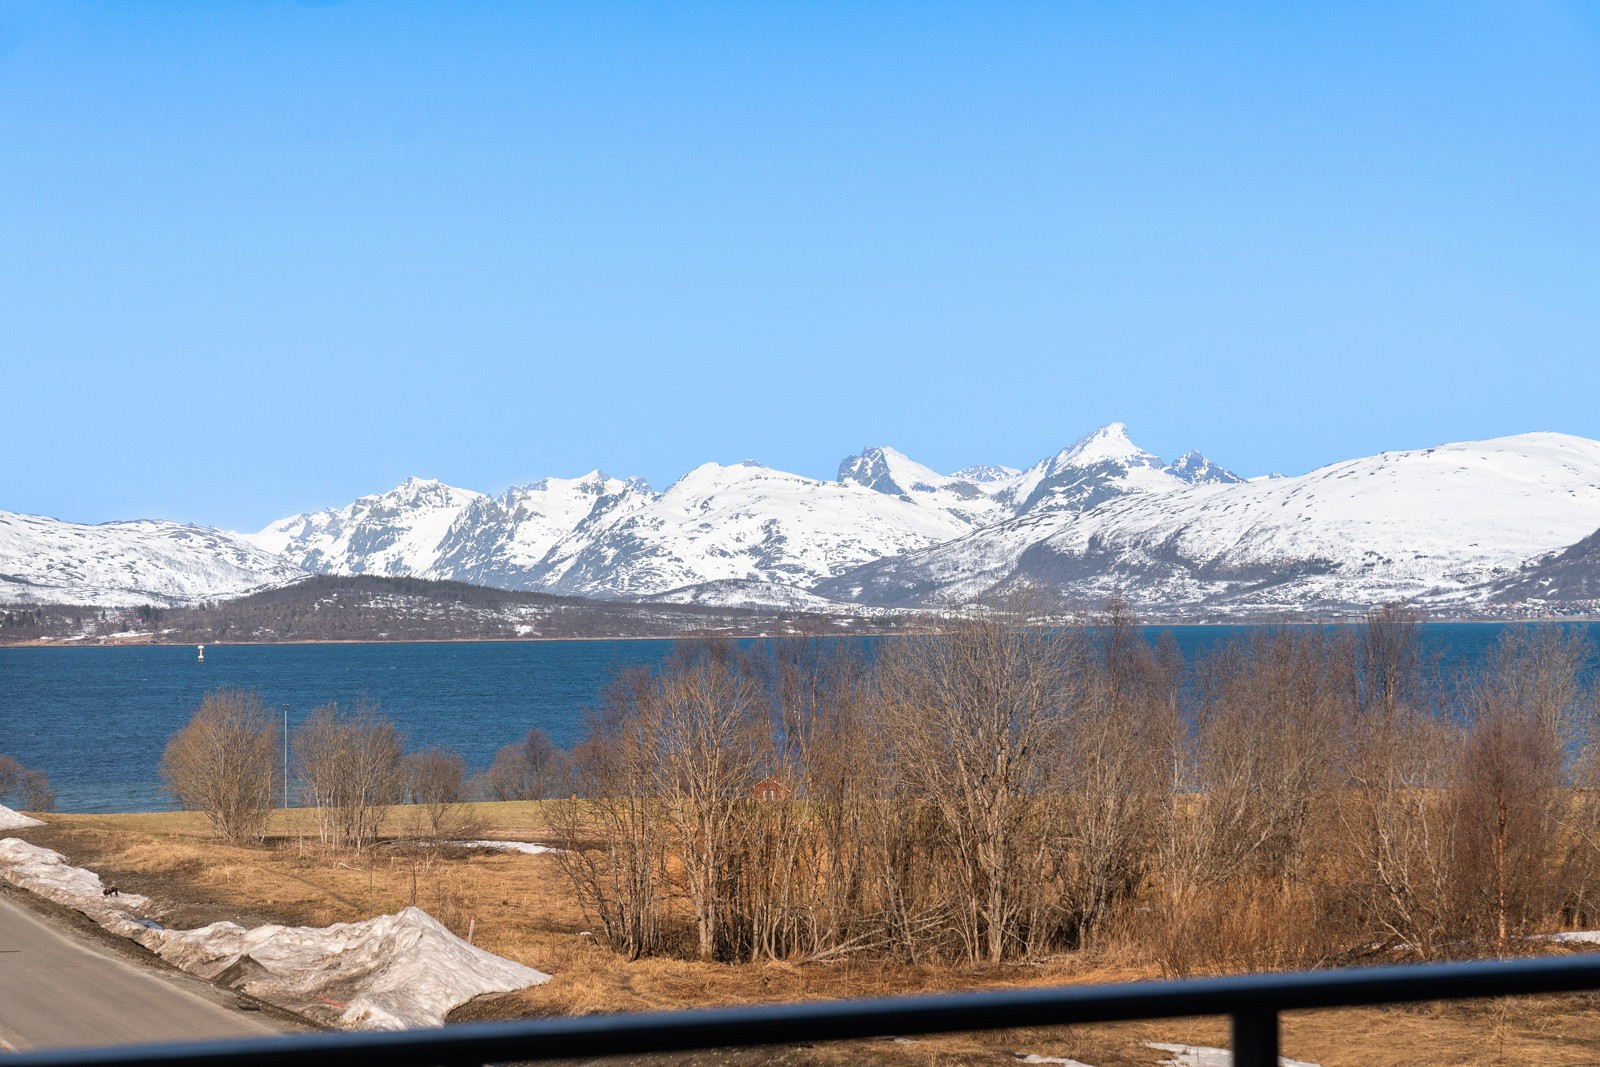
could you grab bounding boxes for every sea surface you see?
[0,625,1574,814]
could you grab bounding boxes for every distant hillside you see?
[0,575,906,646]
[1475,526,1600,608]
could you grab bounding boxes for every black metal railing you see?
[10,954,1600,1067]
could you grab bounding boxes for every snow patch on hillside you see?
[639,578,847,611]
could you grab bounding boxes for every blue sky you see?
[3,1,1598,530]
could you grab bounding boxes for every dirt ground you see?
[10,802,1600,1066]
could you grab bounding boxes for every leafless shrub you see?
[403,745,479,840]
[1149,624,1354,973]
[18,769,54,812]
[646,642,769,960]
[1451,708,1562,945]
[0,755,55,813]
[481,727,572,800]
[159,688,277,844]
[1333,605,1457,957]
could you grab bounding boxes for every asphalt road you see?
[0,893,282,1051]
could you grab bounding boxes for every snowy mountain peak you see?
[1164,450,1243,485]
[511,469,625,496]
[838,446,949,497]
[1054,422,1159,471]
[378,477,483,508]
[997,423,1179,515]
[836,446,1010,527]
[950,463,1020,485]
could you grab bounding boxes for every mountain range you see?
[7,423,1600,616]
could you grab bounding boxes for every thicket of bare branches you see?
[0,754,55,812]
[403,745,479,840]
[480,727,573,801]
[292,700,404,850]
[159,688,277,844]
[556,605,1600,972]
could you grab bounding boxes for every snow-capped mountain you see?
[242,426,1224,602]
[993,422,1239,516]
[1166,449,1245,486]
[837,446,1009,527]
[427,472,656,590]
[817,432,1600,612]
[517,460,974,598]
[244,477,484,578]
[0,510,303,607]
[13,424,1600,617]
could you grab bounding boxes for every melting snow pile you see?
[0,804,45,830]
[1148,1043,1318,1067]
[147,906,550,1029]
[1014,1054,1095,1065]
[452,839,562,855]
[0,838,550,1029]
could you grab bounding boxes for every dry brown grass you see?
[13,804,1600,1066]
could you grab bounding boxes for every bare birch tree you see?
[876,608,1079,964]
[160,688,277,844]
[292,700,403,850]
[553,668,668,959]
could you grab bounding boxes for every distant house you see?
[751,776,792,802]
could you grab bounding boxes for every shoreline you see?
[0,633,697,650]
[5,614,1598,650]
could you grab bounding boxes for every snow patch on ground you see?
[451,839,562,855]
[1014,1053,1096,1065]
[1148,1043,1318,1066]
[0,838,549,1029]
[0,805,44,829]
[1540,930,1600,944]
[0,838,153,916]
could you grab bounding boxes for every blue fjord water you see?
[0,626,1554,814]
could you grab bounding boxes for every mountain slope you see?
[996,423,1238,516]
[245,477,484,578]
[427,472,656,589]
[533,461,974,598]
[0,511,303,607]
[837,446,1009,527]
[819,432,1600,612]
[1469,525,1600,606]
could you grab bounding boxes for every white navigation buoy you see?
[197,644,205,663]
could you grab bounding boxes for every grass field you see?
[11,803,1600,1066]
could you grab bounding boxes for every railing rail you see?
[10,954,1600,1067]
